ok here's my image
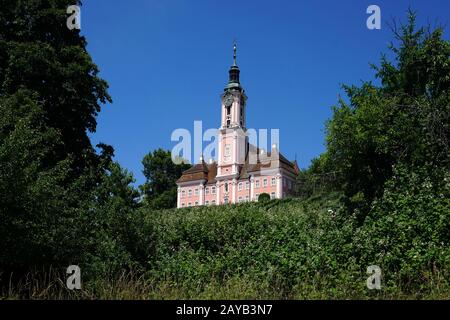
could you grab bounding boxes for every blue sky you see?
[82,0,449,186]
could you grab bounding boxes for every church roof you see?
[176,144,298,185]
[176,160,218,184]
[239,145,298,179]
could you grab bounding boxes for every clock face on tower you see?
[224,94,233,107]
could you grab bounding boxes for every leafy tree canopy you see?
[323,10,449,219]
[140,149,191,209]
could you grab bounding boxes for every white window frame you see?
[271,177,276,186]
[263,178,268,187]
[238,182,243,191]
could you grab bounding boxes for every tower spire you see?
[226,41,241,90]
[233,42,237,66]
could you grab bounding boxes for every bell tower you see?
[217,43,248,179]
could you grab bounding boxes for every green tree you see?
[83,161,151,277]
[0,90,82,272]
[140,149,190,209]
[0,1,145,281]
[324,10,450,219]
[0,0,111,174]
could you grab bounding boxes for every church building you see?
[176,44,299,208]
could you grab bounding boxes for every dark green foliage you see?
[323,10,449,220]
[139,192,448,298]
[0,1,145,282]
[0,89,146,277]
[144,195,355,298]
[0,0,111,173]
[258,193,270,202]
[140,149,190,209]
[355,164,450,288]
[295,154,339,199]
[0,89,76,271]
[1,5,448,300]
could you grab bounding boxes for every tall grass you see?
[1,192,448,300]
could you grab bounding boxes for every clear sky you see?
[82,0,449,186]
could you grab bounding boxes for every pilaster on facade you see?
[216,181,220,204]
[250,176,255,201]
[199,183,204,205]
[232,179,237,203]
[276,173,282,199]
[233,135,238,171]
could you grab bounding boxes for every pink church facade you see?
[176,45,299,208]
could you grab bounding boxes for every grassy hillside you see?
[3,191,448,299]
[139,192,447,299]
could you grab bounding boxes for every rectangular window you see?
[238,196,243,202]
[195,201,199,206]
[205,201,209,205]
[188,202,192,207]
[238,182,243,191]
[205,187,209,195]
[211,186,216,194]
[188,189,192,197]
[270,192,275,199]
[245,195,249,202]
[195,188,199,196]
[212,200,216,205]
[263,179,268,187]
[255,193,259,200]
[255,179,260,188]
[271,177,276,186]
[245,182,250,190]
[181,190,186,198]
[182,203,185,207]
